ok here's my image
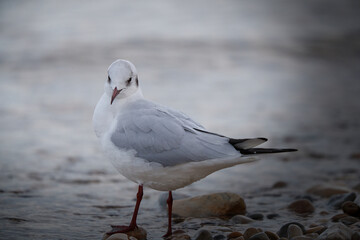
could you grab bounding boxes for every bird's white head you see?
[105,59,141,105]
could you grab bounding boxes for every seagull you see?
[92,59,297,237]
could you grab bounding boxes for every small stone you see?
[306,226,326,234]
[291,236,312,240]
[295,195,315,202]
[332,213,349,222]
[353,183,360,192]
[340,216,360,226]
[247,213,264,221]
[308,223,319,228]
[173,192,246,218]
[126,227,147,240]
[264,231,279,240]
[320,211,329,215]
[231,215,254,224]
[288,199,315,215]
[328,192,357,209]
[342,201,360,216]
[173,230,186,234]
[267,213,280,219]
[214,234,226,240]
[106,233,129,240]
[272,181,287,188]
[317,223,354,240]
[195,229,213,240]
[352,232,360,240]
[233,237,245,240]
[244,228,261,240]
[248,232,269,240]
[306,184,350,198]
[171,230,192,240]
[277,222,306,238]
[171,235,192,240]
[287,224,303,239]
[103,227,147,240]
[349,153,360,159]
[228,232,243,239]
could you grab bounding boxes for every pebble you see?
[331,213,349,222]
[342,201,360,216]
[272,181,287,188]
[353,183,360,192]
[349,153,360,159]
[320,211,330,216]
[317,223,354,240]
[288,199,315,215]
[173,192,246,218]
[171,234,192,240]
[306,184,350,197]
[126,227,147,240]
[247,213,264,221]
[328,192,357,209]
[295,195,315,202]
[267,213,280,219]
[233,237,245,240]
[340,216,360,226]
[244,228,261,240]
[264,231,279,240]
[194,229,213,240]
[277,222,306,238]
[291,236,312,240]
[248,232,270,240]
[106,233,129,240]
[231,215,254,224]
[228,232,243,239]
[214,234,226,240]
[103,227,147,240]
[171,230,191,240]
[306,225,326,234]
[287,224,303,239]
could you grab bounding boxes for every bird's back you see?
[110,99,241,167]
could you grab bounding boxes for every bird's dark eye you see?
[108,76,111,83]
[126,77,131,86]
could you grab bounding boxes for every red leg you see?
[163,191,173,238]
[107,185,143,235]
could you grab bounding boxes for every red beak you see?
[111,87,122,104]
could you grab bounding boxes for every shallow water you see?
[0,1,360,239]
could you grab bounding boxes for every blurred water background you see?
[0,1,360,239]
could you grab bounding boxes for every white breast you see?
[93,93,113,139]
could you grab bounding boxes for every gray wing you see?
[110,100,239,167]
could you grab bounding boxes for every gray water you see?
[1,1,360,239]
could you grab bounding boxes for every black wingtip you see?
[239,148,298,155]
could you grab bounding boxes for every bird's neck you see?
[116,87,144,106]
[92,88,144,139]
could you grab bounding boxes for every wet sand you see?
[0,1,360,239]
